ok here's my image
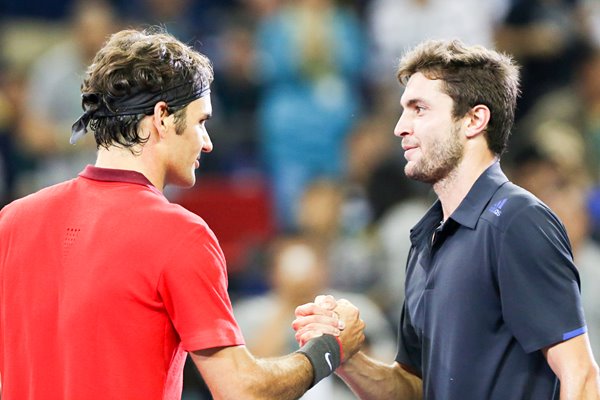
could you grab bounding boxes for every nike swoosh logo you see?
[325,352,333,371]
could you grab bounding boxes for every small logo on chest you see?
[488,198,507,216]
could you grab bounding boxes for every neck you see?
[434,151,497,220]
[95,145,166,191]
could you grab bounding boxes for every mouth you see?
[402,141,417,151]
[402,143,418,161]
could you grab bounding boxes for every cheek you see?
[415,124,434,150]
[418,119,448,146]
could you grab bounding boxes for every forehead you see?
[186,95,212,116]
[400,72,452,107]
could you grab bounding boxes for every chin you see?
[182,177,197,188]
[170,174,196,188]
[405,165,435,184]
[404,164,419,180]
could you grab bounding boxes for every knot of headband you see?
[70,80,210,144]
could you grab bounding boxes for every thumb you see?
[315,294,337,310]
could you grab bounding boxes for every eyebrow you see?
[402,98,427,108]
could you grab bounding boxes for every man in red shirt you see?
[0,28,364,400]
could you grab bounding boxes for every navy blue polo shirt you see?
[396,162,586,399]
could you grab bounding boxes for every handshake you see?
[291,295,365,385]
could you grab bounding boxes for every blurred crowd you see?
[2,0,600,398]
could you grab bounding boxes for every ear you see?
[151,101,171,139]
[464,104,491,139]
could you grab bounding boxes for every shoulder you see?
[1,179,76,219]
[480,181,560,232]
[480,182,572,262]
[150,200,215,238]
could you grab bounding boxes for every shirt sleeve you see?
[158,223,245,352]
[498,202,586,353]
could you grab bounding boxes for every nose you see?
[393,112,411,138]
[202,129,213,153]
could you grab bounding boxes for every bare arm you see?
[335,351,422,400]
[544,333,600,399]
[191,345,312,400]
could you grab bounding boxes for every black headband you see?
[70,80,210,144]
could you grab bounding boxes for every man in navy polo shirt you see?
[293,39,600,399]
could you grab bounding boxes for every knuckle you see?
[338,298,350,306]
[295,303,312,315]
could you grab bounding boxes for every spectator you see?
[255,0,366,229]
[19,0,119,192]
[495,0,593,119]
[366,0,507,116]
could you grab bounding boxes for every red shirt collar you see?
[79,165,160,194]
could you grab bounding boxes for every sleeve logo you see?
[488,198,508,217]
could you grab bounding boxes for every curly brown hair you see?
[397,39,520,157]
[81,27,213,149]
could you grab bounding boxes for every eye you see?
[415,105,426,114]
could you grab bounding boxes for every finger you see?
[295,323,341,346]
[293,314,345,331]
[292,314,340,332]
[295,331,322,347]
[333,299,359,318]
[295,330,322,347]
[314,294,337,310]
[296,322,341,338]
[295,302,338,318]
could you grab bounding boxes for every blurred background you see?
[2,0,600,398]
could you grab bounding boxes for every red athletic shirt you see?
[0,166,245,400]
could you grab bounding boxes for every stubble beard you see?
[404,124,464,185]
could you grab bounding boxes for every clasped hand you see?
[292,295,365,363]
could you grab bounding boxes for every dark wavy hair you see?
[81,27,213,149]
[397,39,520,157]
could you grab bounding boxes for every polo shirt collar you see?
[449,161,508,229]
[410,161,509,243]
[79,165,160,193]
[410,200,444,245]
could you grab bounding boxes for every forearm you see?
[252,353,313,399]
[245,333,347,399]
[545,334,600,400]
[192,346,314,400]
[559,364,600,400]
[335,351,422,400]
